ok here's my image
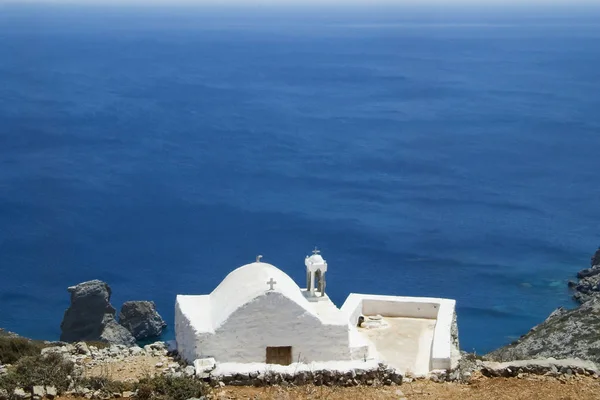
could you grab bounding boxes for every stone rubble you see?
[37,340,182,385]
[480,358,599,378]
[428,351,480,383]
[204,362,403,387]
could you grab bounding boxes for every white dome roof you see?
[209,262,315,329]
[307,254,325,264]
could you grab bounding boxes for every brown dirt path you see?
[214,374,600,400]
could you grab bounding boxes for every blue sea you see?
[1,3,599,353]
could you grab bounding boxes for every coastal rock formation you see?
[481,358,598,378]
[118,301,167,340]
[592,247,600,268]
[0,329,20,339]
[569,247,600,303]
[60,280,135,346]
[486,298,600,364]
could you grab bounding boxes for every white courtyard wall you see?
[341,293,458,371]
[362,299,439,319]
[196,292,351,363]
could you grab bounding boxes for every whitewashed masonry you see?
[175,250,459,374]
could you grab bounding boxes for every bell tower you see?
[305,248,328,300]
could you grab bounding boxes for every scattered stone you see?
[75,342,91,355]
[129,346,144,356]
[194,357,216,377]
[31,386,45,399]
[60,280,136,346]
[395,389,407,400]
[13,388,29,400]
[122,391,134,398]
[0,389,9,400]
[45,387,57,399]
[119,301,167,341]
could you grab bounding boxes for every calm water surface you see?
[1,4,599,352]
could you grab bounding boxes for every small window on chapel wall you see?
[266,346,292,365]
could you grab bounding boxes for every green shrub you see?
[136,382,154,400]
[0,353,75,393]
[81,376,133,394]
[0,336,46,365]
[135,375,209,400]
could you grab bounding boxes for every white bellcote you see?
[305,248,328,299]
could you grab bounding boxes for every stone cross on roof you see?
[312,247,320,255]
[266,278,277,291]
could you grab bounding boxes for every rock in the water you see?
[118,301,167,340]
[60,280,135,346]
[570,247,600,303]
[486,298,600,364]
[592,247,600,268]
[100,318,137,346]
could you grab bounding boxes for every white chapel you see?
[175,250,459,376]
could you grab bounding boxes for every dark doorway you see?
[266,346,292,365]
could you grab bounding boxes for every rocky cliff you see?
[487,247,600,363]
[486,299,600,363]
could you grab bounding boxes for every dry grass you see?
[83,355,164,381]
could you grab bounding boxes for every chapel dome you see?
[209,262,315,329]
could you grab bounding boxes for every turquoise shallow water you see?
[0,4,599,353]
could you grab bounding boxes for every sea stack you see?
[119,301,167,340]
[60,280,136,346]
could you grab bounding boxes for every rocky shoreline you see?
[568,247,600,304]
[3,246,600,399]
[487,246,600,363]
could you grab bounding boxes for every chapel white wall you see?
[175,298,201,364]
[194,292,351,364]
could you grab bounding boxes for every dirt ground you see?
[60,375,600,400]
[214,373,600,400]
